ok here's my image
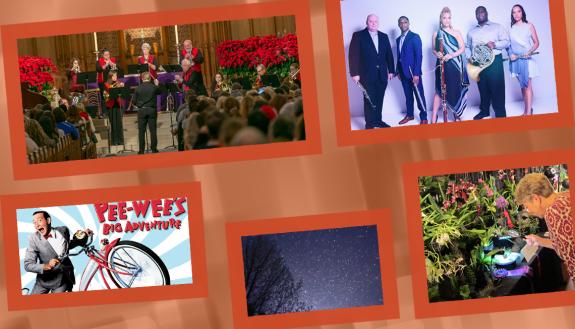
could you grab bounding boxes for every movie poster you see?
[17,197,193,294]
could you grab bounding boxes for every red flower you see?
[18,56,57,91]
[216,34,299,78]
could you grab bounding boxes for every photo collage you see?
[0,0,574,328]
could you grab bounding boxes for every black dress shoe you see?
[365,125,375,130]
[378,122,391,128]
[473,113,489,120]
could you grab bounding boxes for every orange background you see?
[1,0,575,328]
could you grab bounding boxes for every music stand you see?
[127,64,150,76]
[159,83,180,151]
[232,77,252,91]
[261,74,280,88]
[105,86,133,156]
[114,68,125,78]
[163,64,183,73]
[76,71,97,90]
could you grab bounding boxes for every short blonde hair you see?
[142,42,151,51]
[515,173,554,204]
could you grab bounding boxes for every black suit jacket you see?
[349,28,395,84]
[134,81,161,109]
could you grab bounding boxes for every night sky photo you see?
[241,225,383,316]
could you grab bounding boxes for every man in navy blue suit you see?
[349,14,395,129]
[396,16,428,125]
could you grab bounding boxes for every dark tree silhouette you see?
[242,235,311,316]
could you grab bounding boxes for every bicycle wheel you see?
[107,241,170,288]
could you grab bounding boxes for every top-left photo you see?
[1,0,319,180]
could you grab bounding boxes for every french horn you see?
[466,44,495,82]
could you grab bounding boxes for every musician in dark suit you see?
[24,210,92,294]
[349,14,395,129]
[133,71,162,154]
[396,16,427,125]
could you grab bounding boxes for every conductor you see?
[133,71,161,154]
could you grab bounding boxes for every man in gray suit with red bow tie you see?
[24,210,92,294]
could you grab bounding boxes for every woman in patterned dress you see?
[431,7,470,123]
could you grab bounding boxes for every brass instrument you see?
[107,59,118,72]
[103,81,124,102]
[215,81,230,94]
[466,44,495,82]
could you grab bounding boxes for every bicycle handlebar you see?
[60,233,94,259]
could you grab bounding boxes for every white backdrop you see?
[340,0,557,123]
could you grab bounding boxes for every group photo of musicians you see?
[19,16,304,163]
[340,0,558,130]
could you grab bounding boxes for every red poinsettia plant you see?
[216,34,298,81]
[19,56,58,93]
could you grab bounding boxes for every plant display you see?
[18,56,58,94]
[419,166,568,302]
[216,34,298,82]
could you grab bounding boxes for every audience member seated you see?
[269,116,295,142]
[216,95,228,110]
[67,105,88,144]
[270,94,288,113]
[201,109,226,149]
[223,97,240,118]
[38,110,60,142]
[247,109,271,136]
[230,127,267,146]
[24,112,56,148]
[240,95,256,119]
[184,112,201,151]
[54,107,79,140]
[230,83,244,98]
[25,132,39,154]
[219,118,246,146]
[76,102,98,143]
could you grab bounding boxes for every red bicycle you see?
[69,231,170,290]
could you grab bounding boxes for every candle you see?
[93,32,98,51]
[174,25,179,45]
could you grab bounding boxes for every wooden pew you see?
[27,135,97,164]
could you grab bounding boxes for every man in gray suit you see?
[24,210,92,294]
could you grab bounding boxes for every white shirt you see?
[399,30,409,55]
[46,228,67,259]
[369,30,378,53]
